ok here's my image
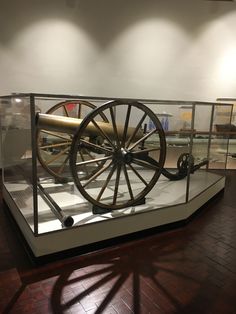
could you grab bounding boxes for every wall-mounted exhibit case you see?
[0,93,232,257]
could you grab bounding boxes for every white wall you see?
[1,0,236,101]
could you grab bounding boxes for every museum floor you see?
[0,171,236,314]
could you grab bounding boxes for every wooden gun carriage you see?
[36,99,208,226]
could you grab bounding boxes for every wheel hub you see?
[113,148,133,165]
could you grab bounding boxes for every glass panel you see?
[188,103,231,201]
[216,99,236,169]
[146,102,191,206]
[0,96,36,231]
[227,103,236,169]
[188,104,214,200]
[209,104,232,170]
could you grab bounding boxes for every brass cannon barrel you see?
[36,113,144,141]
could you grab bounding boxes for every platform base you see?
[3,172,225,257]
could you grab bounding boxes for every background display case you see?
[217,97,236,169]
[0,93,232,257]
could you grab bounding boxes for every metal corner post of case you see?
[30,94,39,235]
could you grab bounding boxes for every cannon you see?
[36,99,208,226]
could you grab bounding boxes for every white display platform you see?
[3,171,225,257]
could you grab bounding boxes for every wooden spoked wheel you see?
[37,100,108,182]
[70,100,166,210]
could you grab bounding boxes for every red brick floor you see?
[1,171,236,313]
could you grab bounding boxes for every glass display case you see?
[0,93,232,257]
[217,97,236,169]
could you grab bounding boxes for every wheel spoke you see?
[126,112,147,148]
[127,163,149,186]
[40,130,71,141]
[63,105,69,117]
[76,155,112,167]
[121,105,132,146]
[97,163,117,201]
[40,141,71,150]
[122,164,134,200]
[91,119,116,149]
[109,107,121,149]
[78,103,82,118]
[113,163,122,205]
[82,147,102,166]
[78,150,89,176]
[80,139,113,154]
[129,128,157,151]
[57,155,70,174]
[45,146,70,165]
[82,160,113,188]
